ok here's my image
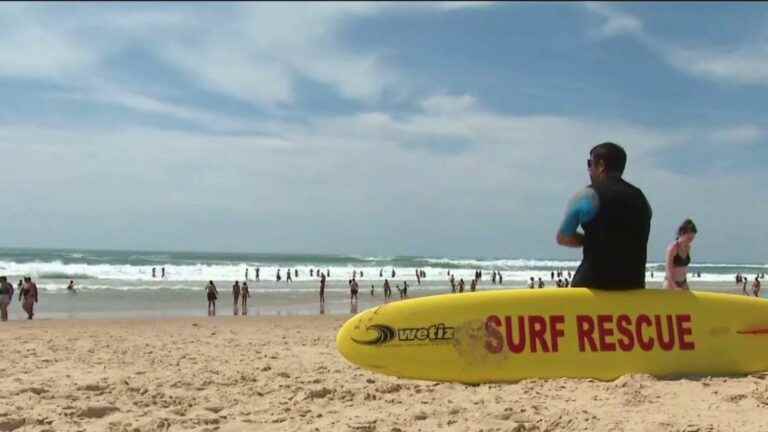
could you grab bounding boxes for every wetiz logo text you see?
[396,323,455,342]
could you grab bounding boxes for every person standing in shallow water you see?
[205,281,218,316]
[19,277,38,320]
[664,219,697,290]
[557,142,652,290]
[319,273,326,304]
[241,282,250,315]
[232,281,241,315]
[0,276,13,321]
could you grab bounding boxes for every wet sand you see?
[1,315,768,432]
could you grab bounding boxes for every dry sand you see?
[1,315,768,432]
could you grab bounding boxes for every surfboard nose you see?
[336,308,379,365]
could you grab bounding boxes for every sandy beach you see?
[0,315,767,432]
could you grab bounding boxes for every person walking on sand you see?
[0,276,13,321]
[241,282,250,315]
[19,277,38,320]
[232,281,241,315]
[319,272,326,304]
[402,280,408,299]
[458,278,465,293]
[557,142,652,290]
[450,274,456,293]
[383,279,391,301]
[664,219,697,290]
[753,276,761,298]
[206,280,218,316]
[470,278,477,292]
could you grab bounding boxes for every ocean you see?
[0,248,763,319]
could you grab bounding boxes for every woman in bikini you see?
[665,219,697,290]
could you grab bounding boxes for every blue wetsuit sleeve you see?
[558,188,599,236]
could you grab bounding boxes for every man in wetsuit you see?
[556,142,652,290]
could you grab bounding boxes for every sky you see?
[0,2,766,263]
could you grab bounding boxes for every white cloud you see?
[420,94,477,113]
[0,94,765,259]
[710,124,764,145]
[582,3,768,87]
[583,2,643,39]
[663,45,768,86]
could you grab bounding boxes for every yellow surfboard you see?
[336,289,768,383]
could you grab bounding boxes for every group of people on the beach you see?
[0,276,39,321]
[736,272,764,297]
[204,280,252,316]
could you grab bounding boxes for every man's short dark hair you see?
[590,142,627,175]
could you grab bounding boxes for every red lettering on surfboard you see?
[655,314,676,351]
[635,314,654,351]
[616,314,635,351]
[576,315,598,352]
[484,313,695,354]
[505,315,526,353]
[529,315,549,353]
[485,315,503,353]
[676,314,695,350]
[596,314,617,352]
[549,315,565,353]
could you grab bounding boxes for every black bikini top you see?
[672,243,691,267]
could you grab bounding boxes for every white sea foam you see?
[0,258,755,286]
